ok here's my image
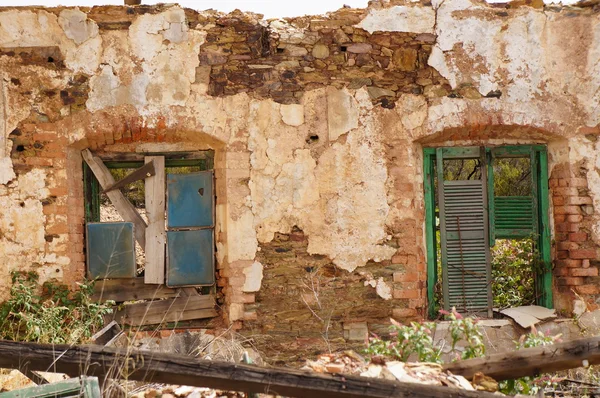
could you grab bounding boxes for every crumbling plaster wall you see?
[0,0,599,337]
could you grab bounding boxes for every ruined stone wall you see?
[0,0,600,356]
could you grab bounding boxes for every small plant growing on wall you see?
[0,271,114,344]
[366,308,486,364]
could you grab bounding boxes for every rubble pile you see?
[303,351,499,393]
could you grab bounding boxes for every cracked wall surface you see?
[0,0,599,353]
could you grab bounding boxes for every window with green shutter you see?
[424,145,552,318]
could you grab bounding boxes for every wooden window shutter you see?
[437,147,492,317]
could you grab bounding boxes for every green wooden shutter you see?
[437,147,492,316]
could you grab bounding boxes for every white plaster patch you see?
[357,6,435,34]
[242,261,263,292]
[327,87,359,141]
[58,8,99,45]
[375,278,392,300]
[280,104,305,127]
[17,169,49,200]
[0,157,15,184]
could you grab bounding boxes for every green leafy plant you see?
[441,307,485,360]
[366,308,486,364]
[366,319,442,363]
[0,271,114,344]
[500,328,563,395]
[491,238,536,309]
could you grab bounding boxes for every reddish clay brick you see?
[567,215,584,223]
[25,157,53,167]
[570,178,589,187]
[576,284,600,295]
[553,187,579,196]
[569,232,588,242]
[554,214,566,223]
[558,277,584,286]
[568,223,581,233]
[549,179,559,188]
[566,196,593,205]
[556,259,582,268]
[392,308,418,318]
[554,267,570,276]
[391,254,408,264]
[393,289,419,299]
[393,272,418,283]
[583,259,591,268]
[556,223,569,232]
[557,250,569,259]
[557,241,578,251]
[571,268,598,277]
[570,248,597,259]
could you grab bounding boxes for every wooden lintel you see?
[98,151,212,162]
[445,336,600,381]
[0,340,500,398]
[81,149,147,248]
[102,160,156,193]
[111,295,216,326]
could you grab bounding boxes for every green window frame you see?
[424,145,552,318]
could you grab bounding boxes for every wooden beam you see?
[81,149,147,248]
[111,295,216,326]
[97,151,212,162]
[144,156,166,284]
[444,336,600,381]
[0,340,500,398]
[92,278,184,302]
[103,160,156,193]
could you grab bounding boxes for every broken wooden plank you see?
[81,149,147,248]
[90,321,121,346]
[445,336,600,381]
[103,160,156,193]
[92,278,182,302]
[0,341,500,398]
[144,156,166,284]
[111,295,216,326]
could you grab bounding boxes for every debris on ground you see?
[302,351,494,392]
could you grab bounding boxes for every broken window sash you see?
[144,156,166,284]
[86,222,136,279]
[81,149,147,248]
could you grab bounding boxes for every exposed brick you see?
[557,250,569,260]
[393,289,419,299]
[570,248,597,259]
[568,223,581,233]
[558,277,584,286]
[556,259,582,268]
[393,272,418,283]
[557,241,578,251]
[583,259,591,268]
[566,196,593,205]
[570,178,589,187]
[567,215,584,223]
[392,308,418,319]
[576,284,600,295]
[570,268,598,277]
[391,254,408,264]
[553,187,579,196]
[554,206,581,215]
[556,223,569,232]
[552,196,564,206]
[554,214,566,223]
[569,232,588,242]
[554,267,570,276]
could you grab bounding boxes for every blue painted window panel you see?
[167,171,214,228]
[167,229,215,287]
[86,222,136,279]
